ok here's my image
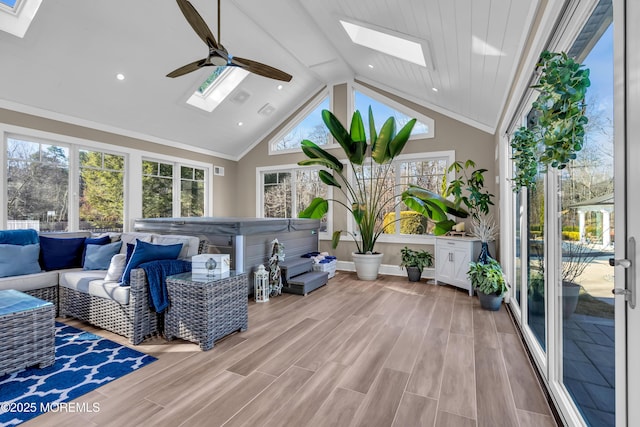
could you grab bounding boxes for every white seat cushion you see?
[0,270,59,292]
[59,270,130,305]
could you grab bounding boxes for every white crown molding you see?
[0,98,238,161]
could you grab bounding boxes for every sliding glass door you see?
[503,0,634,425]
[620,0,640,423]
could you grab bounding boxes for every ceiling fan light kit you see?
[168,0,292,82]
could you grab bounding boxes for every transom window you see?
[269,92,331,154]
[353,87,434,140]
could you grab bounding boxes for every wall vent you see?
[214,166,225,176]
[258,103,276,116]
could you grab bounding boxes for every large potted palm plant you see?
[298,107,464,280]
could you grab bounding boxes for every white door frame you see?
[616,0,639,424]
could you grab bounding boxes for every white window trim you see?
[341,150,455,246]
[267,88,340,155]
[0,0,41,38]
[1,123,213,231]
[255,163,333,240]
[349,81,436,140]
[142,157,211,219]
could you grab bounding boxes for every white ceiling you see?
[0,0,539,160]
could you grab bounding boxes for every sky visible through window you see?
[581,24,613,164]
[354,91,430,137]
[0,0,17,8]
[272,97,330,150]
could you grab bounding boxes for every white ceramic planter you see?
[352,252,384,280]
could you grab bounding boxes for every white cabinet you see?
[435,236,482,296]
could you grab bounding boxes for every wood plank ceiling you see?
[0,0,539,158]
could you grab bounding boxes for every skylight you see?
[340,19,427,67]
[0,0,18,8]
[186,67,249,113]
[0,0,41,38]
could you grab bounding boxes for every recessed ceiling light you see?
[237,121,244,127]
[432,87,438,92]
[277,84,283,90]
[368,64,374,69]
[116,73,125,81]
[340,19,427,67]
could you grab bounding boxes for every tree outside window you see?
[79,150,124,232]
[261,168,328,232]
[7,138,69,231]
[142,160,173,218]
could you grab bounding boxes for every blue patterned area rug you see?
[0,322,156,426]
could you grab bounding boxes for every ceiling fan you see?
[167,0,292,82]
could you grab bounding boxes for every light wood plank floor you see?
[26,272,557,427]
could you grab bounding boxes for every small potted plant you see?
[399,246,433,282]
[467,258,507,310]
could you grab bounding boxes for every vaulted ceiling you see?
[0,0,540,160]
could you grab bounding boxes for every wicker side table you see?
[165,271,248,351]
[0,289,55,376]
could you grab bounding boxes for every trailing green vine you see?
[510,127,539,188]
[510,51,590,190]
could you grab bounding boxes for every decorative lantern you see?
[254,264,269,303]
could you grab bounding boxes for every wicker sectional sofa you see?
[0,231,203,345]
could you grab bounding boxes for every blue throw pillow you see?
[39,236,86,271]
[82,235,111,264]
[0,244,42,277]
[83,241,123,270]
[0,229,39,245]
[120,239,183,285]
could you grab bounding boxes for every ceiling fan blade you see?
[166,58,209,78]
[176,0,219,50]
[231,56,292,82]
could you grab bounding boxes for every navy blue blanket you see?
[139,259,191,313]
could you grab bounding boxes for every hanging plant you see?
[510,51,590,190]
[510,127,539,188]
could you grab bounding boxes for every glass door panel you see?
[560,9,615,426]
[527,174,546,350]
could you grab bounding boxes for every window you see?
[7,137,69,231]
[356,152,451,240]
[258,166,329,233]
[0,0,42,38]
[353,88,434,139]
[142,159,207,219]
[180,166,205,217]
[186,67,250,113]
[3,130,211,231]
[142,160,174,218]
[340,19,427,67]
[79,149,124,232]
[269,93,331,154]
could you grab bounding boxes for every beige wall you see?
[236,83,497,266]
[0,107,237,217]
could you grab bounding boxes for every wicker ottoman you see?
[0,289,55,376]
[165,272,248,351]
